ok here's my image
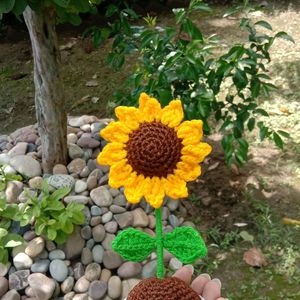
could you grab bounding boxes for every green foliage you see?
[0,165,22,192]
[112,228,156,262]
[0,0,104,25]
[20,183,85,244]
[163,226,207,263]
[83,3,139,49]
[99,0,293,166]
[0,196,24,264]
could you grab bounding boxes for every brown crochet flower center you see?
[126,122,183,178]
[127,277,200,300]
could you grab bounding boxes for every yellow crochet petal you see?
[97,143,126,166]
[161,100,184,128]
[163,174,188,199]
[138,92,162,122]
[176,120,203,145]
[181,143,212,163]
[115,106,141,130]
[175,161,201,182]
[108,159,133,188]
[144,177,165,208]
[124,175,150,204]
[100,121,131,143]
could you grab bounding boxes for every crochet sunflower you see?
[97,92,212,209]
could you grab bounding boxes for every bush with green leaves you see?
[0,165,22,192]
[93,0,293,166]
[0,196,23,264]
[20,184,85,244]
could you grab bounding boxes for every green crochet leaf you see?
[163,226,207,264]
[112,228,156,262]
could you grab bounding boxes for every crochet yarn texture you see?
[127,277,200,300]
[126,122,183,178]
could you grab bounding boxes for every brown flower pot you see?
[127,277,200,300]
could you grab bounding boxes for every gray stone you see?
[92,245,104,263]
[61,226,85,259]
[114,212,133,229]
[113,194,127,207]
[90,205,102,216]
[10,155,41,178]
[109,188,120,197]
[64,195,89,205]
[85,263,101,282]
[80,225,92,240]
[5,182,22,203]
[0,276,8,298]
[99,268,111,283]
[73,293,88,300]
[132,208,149,227]
[23,230,36,241]
[28,176,44,189]
[80,166,90,178]
[90,216,101,226]
[67,133,78,144]
[47,175,75,190]
[64,291,76,300]
[13,253,32,269]
[162,207,170,220]
[102,234,115,251]
[49,249,65,260]
[104,221,118,234]
[67,158,86,174]
[86,176,97,191]
[108,276,121,299]
[121,279,140,299]
[142,260,157,278]
[166,198,179,211]
[77,137,100,149]
[68,115,98,127]
[109,205,126,214]
[117,262,142,279]
[73,262,85,280]
[25,237,45,258]
[169,214,180,228]
[49,260,68,282]
[90,186,112,207]
[68,143,84,159]
[53,164,68,175]
[9,270,30,290]
[1,289,20,300]
[99,173,109,185]
[61,276,74,294]
[8,142,28,156]
[102,211,113,223]
[103,251,123,269]
[88,281,107,299]
[81,247,93,265]
[86,238,95,249]
[92,224,106,242]
[0,153,10,165]
[75,180,87,193]
[28,273,55,300]
[31,259,50,273]
[74,277,90,293]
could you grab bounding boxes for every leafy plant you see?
[0,196,23,264]
[0,165,22,192]
[20,183,85,244]
[97,0,293,166]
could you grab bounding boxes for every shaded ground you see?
[1,1,300,299]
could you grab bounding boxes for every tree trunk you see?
[23,6,67,173]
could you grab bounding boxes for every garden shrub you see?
[89,0,293,166]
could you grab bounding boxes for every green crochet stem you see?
[155,207,164,279]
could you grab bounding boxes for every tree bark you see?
[23,6,67,173]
